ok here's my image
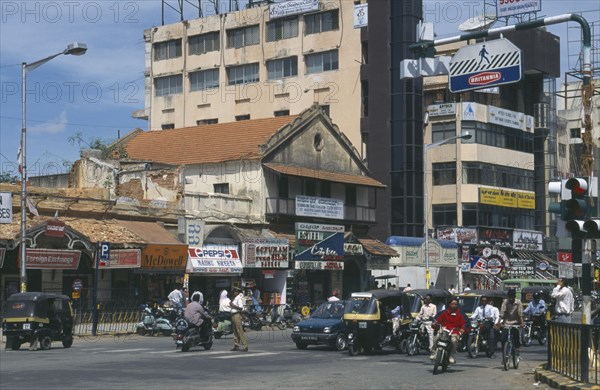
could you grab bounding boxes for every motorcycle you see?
[406,318,431,356]
[272,305,302,330]
[175,316,214,352]
[467,318,494,358]
[522,314,547,346]
[432,328,457,375]
[245,310,271,331]
[136,304,173,336]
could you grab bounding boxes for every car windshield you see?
[311,301,345,318]
[344,297,377,315]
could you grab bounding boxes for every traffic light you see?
[564,177,589,219]
[548,180,563,217]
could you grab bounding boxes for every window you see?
[154,39,182,61]
[189,32,220,55]
[432,204,457,227]
[320,181,331,198]
[345,185,357,206]
[190,69,219,91]
[461,162,534,191]
[161,123,175,130]
[235,114,250,121]
[197,118,218,125]
[214,183,229,194]
[570,128,581,139]
[266,17,298,41]
[267,57,298,80]
[155,75,183,96]
[227,25,259,48]
[305,10,339,35]
[305,179,316,196]
[278,176,289,199]
[227,63,259,85]
[306,50,338,74]
[432,123,457,144]
[432,162,456,185]
[274,110,290,117]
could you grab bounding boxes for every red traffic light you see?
[565,178,588,197]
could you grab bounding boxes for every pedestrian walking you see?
[229,286,248,352]
[551,278,574,323]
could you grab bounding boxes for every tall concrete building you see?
[133,0,365,154]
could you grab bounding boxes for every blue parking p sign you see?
[99,242,110,261]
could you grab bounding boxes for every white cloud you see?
[29,110,68,134]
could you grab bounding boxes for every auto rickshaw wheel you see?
[6,336,21,351]
[363,345,373,354]
[40,336,52,350]
[348,342,361,356]
[295,342,308,350]
[62,335,74,348]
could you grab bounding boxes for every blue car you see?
[291,300,347,350]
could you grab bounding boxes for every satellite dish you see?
[458,14,496,32]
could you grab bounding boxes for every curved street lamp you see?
[20,43,88,293]
[423,116,471,289]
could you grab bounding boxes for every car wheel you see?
[40,336,52,351]
[295,342,308,350]
[62,335,74,348]
[335,333,347,351]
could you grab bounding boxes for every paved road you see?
[1,329,548,390]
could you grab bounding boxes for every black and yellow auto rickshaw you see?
[455,289,507,317]
[343,289,411,356]
[2,292,75,351]
[405,289,452,318]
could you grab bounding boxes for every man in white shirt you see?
[552,278,574,323]
[229,286,248,352]
[417,294,437,356]
[471,296,497,357]
[168,285,183,309]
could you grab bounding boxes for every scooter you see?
[136,304,173,336]
[272,305,302,330]
[522,314,547,346]
[175,316,214,352]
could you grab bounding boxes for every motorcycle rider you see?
[417,294,437,354]
[431,298,467,364]
[184,291,212,341]
[524,292,547,334]
[470,296,497,357]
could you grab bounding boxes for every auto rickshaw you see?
[455,289,507,317]
[405,289,452,318]
[2,292,75,351]
[343,289,411,356]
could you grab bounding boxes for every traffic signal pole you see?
[411,13,594,324]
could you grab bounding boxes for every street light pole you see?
[19,43,87,293]
[423,116,471,289]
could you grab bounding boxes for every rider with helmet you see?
[524,291,547,333]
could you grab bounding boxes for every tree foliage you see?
[0,172,19,183]
[68,131,128,159]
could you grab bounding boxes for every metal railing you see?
[547,321,599,384]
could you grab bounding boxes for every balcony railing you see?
[266,197,376,223]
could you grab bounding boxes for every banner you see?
[478,227,512,247]
[353,3,368,28]
[21,249,81,270]
[296,195,344,220]
[437,227,477,244]
[513,230,543,251]
[479,187,535,209]
[242,238,289,268]
[295,223,344,261]
[188,244,243,273]
[507,258,535,277]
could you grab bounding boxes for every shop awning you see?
[263,163,386,188]
[357,237,399,257]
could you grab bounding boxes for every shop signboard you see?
[479,187,535,209]
[295,223,344,262]
[437,227,477,244]
[388,240,457,268]
[21,249,81,269]
[242,238,289,268]
[45,220,66,238]
[0,192,12,224]
[344,243,364,256]
[269,0,319,19]
[188,244,243,273]
[428,103,456,118]
[96,249,141,269]
[507,258,535,277]
[141,244,188,271]
[295,195,344,220]
[353,3,368,28]
[294,261,344,270]
[478,227,512,247]
[513,230,543,251]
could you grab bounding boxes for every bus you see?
[499,278,557,294]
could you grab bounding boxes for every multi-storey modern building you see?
[133,0,365,154]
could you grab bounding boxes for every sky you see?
[0,0,599,179]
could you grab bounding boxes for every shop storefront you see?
[241,237,289,305]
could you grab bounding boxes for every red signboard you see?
[96,249,141,269]
[557,252,573,263]
[21,249,81,269]
[45,220,66,238]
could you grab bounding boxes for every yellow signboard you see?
[141,244,188,270]
[479,187,535,209]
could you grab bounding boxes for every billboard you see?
[496,0,541,18]
[242,238,289,268]
[295,223,344,261]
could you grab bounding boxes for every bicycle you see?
[500,324,521,371]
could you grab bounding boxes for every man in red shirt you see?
[431,297,467,364]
